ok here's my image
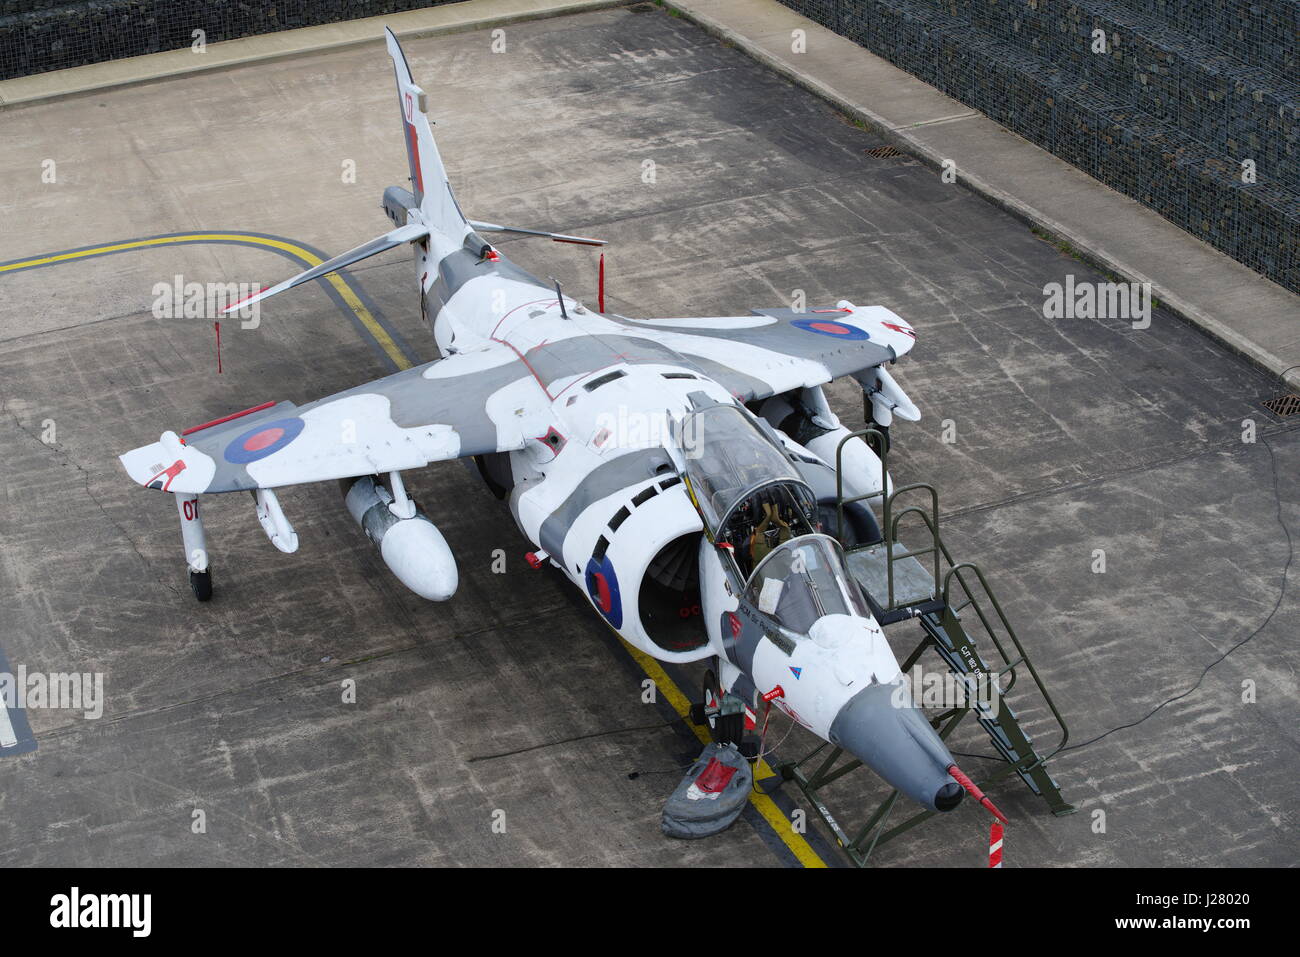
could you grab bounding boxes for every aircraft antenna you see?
[552,279,569,319]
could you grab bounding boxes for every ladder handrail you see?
[834,428,942,610]
[881,502,1072,762]
[885,491,940,608]
[833,427,1070,761]
[833,427,888,545]
[942,560,1072,759]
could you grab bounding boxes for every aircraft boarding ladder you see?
[775,428,1074,866]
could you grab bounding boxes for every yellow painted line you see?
[618,638,828,868]
[0,234,410,371]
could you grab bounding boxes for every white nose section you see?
[808,614,901,686]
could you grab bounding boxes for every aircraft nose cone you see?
[829,680,964,813]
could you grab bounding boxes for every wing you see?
[609,301,916,401]
[119,344,550,494]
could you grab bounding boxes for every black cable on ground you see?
[1060,436,1293,755]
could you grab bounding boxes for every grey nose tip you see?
[829,680,962,813]
[934,782,964,812]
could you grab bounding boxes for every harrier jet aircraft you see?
[120,28,987,821]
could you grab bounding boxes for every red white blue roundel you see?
[223,417,305,464]
[585,555,623,629]
[791,318,871,340]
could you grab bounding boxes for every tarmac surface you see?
[0,4,1295,867]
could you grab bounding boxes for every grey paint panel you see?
[675,355,773,401]
[723,594,782,675]
[439,243,550,300]
[539,447,675,557]
[169,402,296,495]
[426,239,551,325]
[522,334,699,392]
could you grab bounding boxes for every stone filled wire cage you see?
[780,0,1300,295]
[0,1,457,82]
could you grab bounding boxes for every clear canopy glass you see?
[744,534,870,634]
[678,404,811,534]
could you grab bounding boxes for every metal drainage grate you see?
[1262,393,1300,417]
[865,145,903,158]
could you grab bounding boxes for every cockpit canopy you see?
[677,404,819,575]
[675,405,871,635]
[745,534,870,634]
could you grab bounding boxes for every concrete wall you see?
[779,0,1299,294]
[0,0,455,81]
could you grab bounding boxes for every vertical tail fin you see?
[385,27,468,238]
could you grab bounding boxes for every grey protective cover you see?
[661,742,753,839]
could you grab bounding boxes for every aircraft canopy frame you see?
[677,404,815,537]
[744,533,870,633]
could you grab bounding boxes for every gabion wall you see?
[780,0,1299,294]
[0,1,456,82]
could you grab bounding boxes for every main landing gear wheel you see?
[189,568,213,602]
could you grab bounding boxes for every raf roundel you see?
[223,417,306,464]
[585,555,623,629]
[791,317,871,340]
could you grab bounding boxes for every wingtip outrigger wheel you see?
[176,492,214,603]
[189,568,213,602]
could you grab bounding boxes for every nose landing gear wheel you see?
[698,668,745,747]
[689,668,717,728]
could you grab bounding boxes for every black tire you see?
[688,703,708,726]
[716,714,745,747]
[704,669,745,747]
[865,423,891,457]
[700,668,746,746]
[189,568,213,602]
